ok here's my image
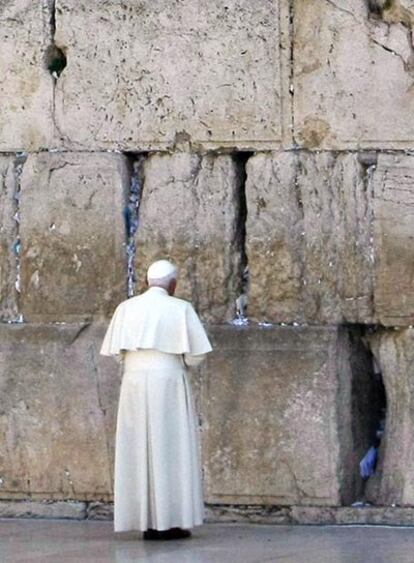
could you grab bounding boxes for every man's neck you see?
[148,285,169,295]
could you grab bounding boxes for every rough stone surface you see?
[372,154,414,326]
[19,153,129,321]
[54,0,286,151]
[0,0,53,151]
[0,156,18,321]
[290,506,414,526]
[294,0,414,149]
[206,504,414,526]
[135,152,243,322]
[0,500,86,520]
[3,500,414,526]
[87,502,114,521]
[299,152,373,323]
[246,152,373,323]
[205,504,291,525]
[200,325,372,506]
[245,152,304,322]
[0,323,121,501]
[366,328,414,506]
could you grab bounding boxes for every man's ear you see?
[168,278,177,296]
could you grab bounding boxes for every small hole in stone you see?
[45,45,67,79]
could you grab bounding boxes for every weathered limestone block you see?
[372,154,414,325]
[245,152,304,322]
[135,152,243,322]
[0,1,53,151]
[366,328,414,506]
[0,323,121,501]
[54,0,285,150]
[246,152,373,323]
[0,156,18,320]
[200,326,372,506]
[291,506,414,526]
[0,500,86,520]
[294,0,414,149]
[87,501,114,521]
[19,153,129,321]
[299,152,373,323]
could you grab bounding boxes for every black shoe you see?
[143,528,192,541]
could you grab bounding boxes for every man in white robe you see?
[101,259,212,540]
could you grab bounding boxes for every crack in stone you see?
[326,0,362,22]
[69,323,90,345]
[367,0,414,77]
[231,152,252,325]
[45,1,66,79]
[279,459,312,500]
[46,0,70,148]
[288,0,296,146]
[124,154,146,298]
[369,35,414,73]
[9,153,27,324]
[358,153,377,319]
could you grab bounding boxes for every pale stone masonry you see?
[135,152,244,323]
[372,154,414,326]
[0,323,120,501]
[246,152,374,324]
[0,156,19,321]
[18,152,129,321]
[0,1,54,151]
[201,326,374,506]
[366,328,414,506]
[1,0,414,522]
[293,0,414,149]
[53,0,287,151]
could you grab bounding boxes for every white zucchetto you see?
[147,259,177,282]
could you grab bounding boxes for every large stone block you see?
[135,152,243,322]
[0,156,18,320]
[19,152,129,321]
[0,323,121,501]
[299,152,373,323]
[294,0,414,149]
[54,0,287,150]
[366,328,414,506]
[0,500,87,520]
[245,152,304,322]
[200,325,373,506]
[245,152,373,323]
[372,154,414,326]
[0,1,53,151]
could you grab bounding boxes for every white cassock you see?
[101,286,212,532]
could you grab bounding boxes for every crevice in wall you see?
[340,324,387,506]
[123,153,146,298]
[288,0,296,146]
[46,0,70,147]
[45,1,67,79]
[231,151,253,325]
[7,153,27,324]
[358,152,378,319]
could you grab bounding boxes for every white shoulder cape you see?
[100,287,212,356]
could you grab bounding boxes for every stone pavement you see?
[1,520,414,563]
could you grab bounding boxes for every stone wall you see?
[1,0,414,520]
